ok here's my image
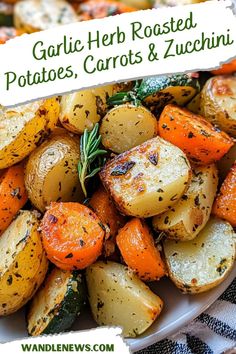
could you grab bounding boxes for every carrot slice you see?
[159,104,234,165]
[0,164,28,235]
[77,0,136,20]
[41,202,105,270]
[211,59,236,75]
[212,163,236,227]
[116,218,166,281]
[90,186,126,257]
[90,186,126,239]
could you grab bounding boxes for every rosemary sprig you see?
[78,123,107,197]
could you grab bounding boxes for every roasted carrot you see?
[116,218,166,281]
[0,164,28,235]
[211,59,236,75]
[77,0,136,20]
[90,186,126,257]
[90,186,126,239]
[41,202,106,270]
[159,104,234,165]
[212,163,236,227]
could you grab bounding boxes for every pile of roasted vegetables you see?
[0,0,235,340]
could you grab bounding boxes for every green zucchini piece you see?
[138,74,200,109]
[27,268,86,336]
[0,3,14,27]
[107,74,200,112]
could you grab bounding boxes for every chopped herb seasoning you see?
[11,187,21,199]
[201,129,211,137]
[170,194,178,201]
[110,161,136,176]
[188,132,195,139]
[48,214,58,224]
[97,300,104,310]
[164,216,169,225]
[181,194,188,201]
[194,195,200,206]
[65,253,73,259]
[7,275,13,285]
[148,153,158,166]
[79,239,85,247]
[98,222,106,232]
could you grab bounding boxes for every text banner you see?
[0,0,235,106]
[0,328,130,354]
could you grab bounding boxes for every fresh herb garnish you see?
[78,123,107,197]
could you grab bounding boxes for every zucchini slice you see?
[27,268,86,336]
[138,74,200,110]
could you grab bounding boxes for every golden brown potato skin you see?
[25,132,84,212]
[153,164,218,241]
[100,136,191,218]
[163,217,236,294]
[0,98,60,169]
[100,104,158,154]
[0,211,48,316]
[201,76,236,137]
[60,86,113,134]
[86,261,163,338]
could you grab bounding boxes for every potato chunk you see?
[163,217,235,294]
[0,98,60,169]
[25,132,83,212]
[100,137,191,217]
[153,164,218,240]
[201,76,236,137]
[0,211,48,316]
[60,86,113,134]
[86,261,163,337]
[100,104,158,153]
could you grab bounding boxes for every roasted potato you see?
[14,0,78,33]
[153,164,218,241]
[100,136,191,218]
[0,211,48,316]
[25,132,83,212]
[60,86,113,134]
[0,98,60,169]
[201,76,236,137]
[86,261,163,337]
[163,217,235,294]
[100,104,158,153]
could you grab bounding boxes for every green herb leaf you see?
[78,123,107,197]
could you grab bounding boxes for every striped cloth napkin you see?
[137,278,236,354]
